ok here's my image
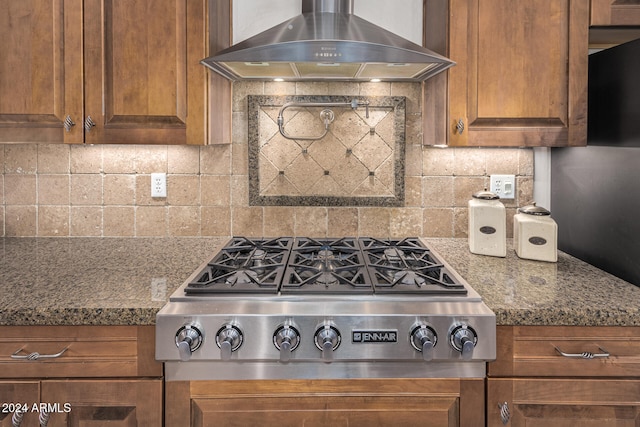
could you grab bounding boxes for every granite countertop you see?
[425,238,640,326]
[1,237,639,327]
[0,237,226,326]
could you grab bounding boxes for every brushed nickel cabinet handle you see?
[63,115,75,132]
[554,345,610,359]
[456,118,465,134]
[498,401,510,425]
[84,115,96,132]
[11,346,69,360]
[12,409,24,427]
[39,411,50,427]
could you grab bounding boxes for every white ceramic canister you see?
[468,190,506,257]
[513,203,558,262]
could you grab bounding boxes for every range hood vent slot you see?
[201,0,454,82]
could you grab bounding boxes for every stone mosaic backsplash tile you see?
[248,95,406,206]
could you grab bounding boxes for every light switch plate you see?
[490,174,516,199]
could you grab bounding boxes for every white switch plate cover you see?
[151,173,167,198]
[490,174,516,199]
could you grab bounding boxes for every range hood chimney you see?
[201,0,454,82]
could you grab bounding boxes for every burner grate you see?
[182,236,468,296]
[281,238,373,294]
[359,237,468,295]
[185,237,292,294]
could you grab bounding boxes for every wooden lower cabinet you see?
[0,381,39,427]
[0,379,161,427]
[42,379,162,427]
[487,326,640,426]
[0,326,162,427]
[166,378,485,427]
[487,378,640,426]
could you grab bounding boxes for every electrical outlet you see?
[151,173,167,198]
[490,174,516,199]
[151,277,167,301]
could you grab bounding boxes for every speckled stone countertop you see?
[0,237,226,326]
[425,238,640,326]
[1,237,639,326]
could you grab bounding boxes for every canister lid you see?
[517,202,551,216]
[472,190,500,200]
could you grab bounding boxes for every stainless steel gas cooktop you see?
[156,237,496,381]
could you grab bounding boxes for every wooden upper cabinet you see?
[0,0,215,145]
[423,0,589,147]
[0,0,83,144]
[591,0,640,25]
[84,0,208,145]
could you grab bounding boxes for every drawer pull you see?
[554,345,609,359]
[498,401,510,425]
[39,410,50,427]
[11,346,69,360]
[12,409,24,427]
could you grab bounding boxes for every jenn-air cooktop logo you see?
[352,330,398,343]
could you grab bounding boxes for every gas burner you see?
[281,238,372,293]
[184,237,292,294]
[360,237,468,295]
[224,269,258,285]
[383,247,405,265]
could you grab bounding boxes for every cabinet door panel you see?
[168,379,484,427]
[41,379,161,427]
[192,396,459,427]
[0,382,39,427]
[591,0,640,25]
[425,0,588,147]
[83,0,207,145]
[0,0,83,143]
[487,378,640,426]
[452,0,587,147]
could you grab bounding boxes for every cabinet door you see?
[425,0,589,147]
[0,0,83,144]
[168,378,485,427]
[191,395,460,427]
[41,379,162,427]
[0,382,40,427]
[487,378,640,426]
[83,0,208,145]
[591,0,640,25]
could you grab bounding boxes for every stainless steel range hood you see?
[201,0,455,82]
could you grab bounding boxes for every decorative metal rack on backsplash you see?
[277,99,371,141]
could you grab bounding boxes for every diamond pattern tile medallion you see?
[248,95,406,207]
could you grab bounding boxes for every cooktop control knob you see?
[314,324,341,362]
[273,324,300,363]
[215,324,243,361]
[450,324,478,360]
[410,324,437,361]
[175,323,203,362]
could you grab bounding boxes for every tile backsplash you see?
[0,82,533,238]
[249,95,406,206]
